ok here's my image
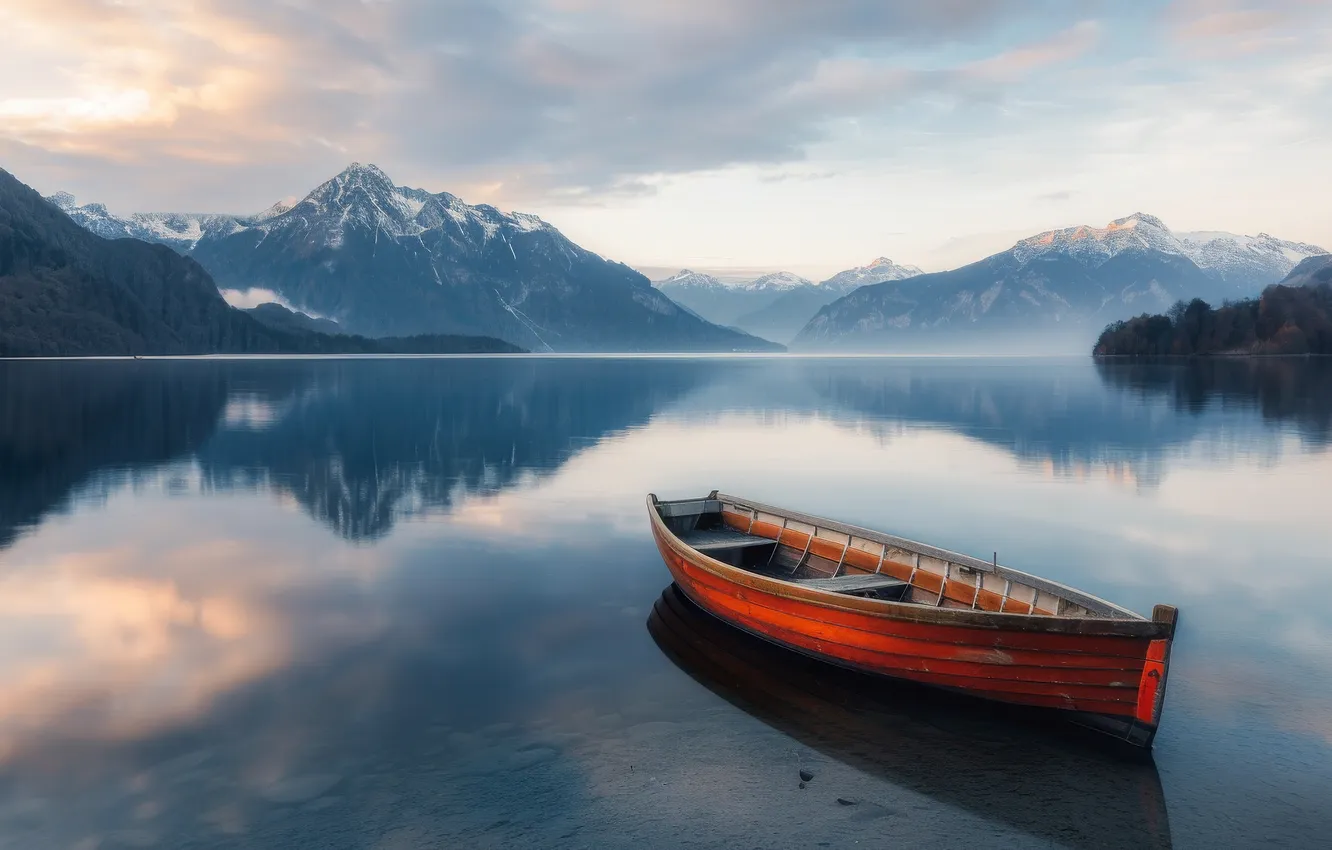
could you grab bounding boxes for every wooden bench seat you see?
[679,528,776,552]
[795,574,907,594]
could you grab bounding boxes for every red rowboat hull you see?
[648,495,1176,748]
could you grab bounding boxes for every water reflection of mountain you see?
[676,358,1324,485]
[648,585,1173,850]
[196,359,710,540]
[798,359,1195,475]
[5,357,1325,548]
[1095,358,1332,445]
[0,361,235,548]
[0,358,710,548]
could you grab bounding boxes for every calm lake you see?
[1,355,1329,849]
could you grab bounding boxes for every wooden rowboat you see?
[647,491,1179,748]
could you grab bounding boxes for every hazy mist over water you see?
[0,356,1329,848]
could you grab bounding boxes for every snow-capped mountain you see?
[170,163,778,351]
[48,164,778,351]
[820,257,923,291]
[656,269,728,291]
[656,269,817,329]
[1179,231,1327,286]
[221,162,557,250]
[45,192,243,252]
[794,213,1323,353]
[741,271,814,292]
[251,197,299,222]
[1010,213,1324,292]
[732,259,924,343]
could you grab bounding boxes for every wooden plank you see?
[796,574,907,593]
[713,492,1144,620]
[657,499,720,518]
[680,528,776,552]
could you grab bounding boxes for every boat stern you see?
[1073,603,1179,749]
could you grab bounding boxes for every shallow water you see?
[0,355,1329,848]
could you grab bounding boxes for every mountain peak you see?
[745,271,812,291]
[47,191,77,210]
[658,269,725,289]
[820,258,923,290]
[252,197,298,222]
[1013,213,1184,267]
[326,162,395,192]
[341,162,390,179]
[1109,212,1169,231]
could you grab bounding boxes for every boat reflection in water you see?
[647,584,1172,850]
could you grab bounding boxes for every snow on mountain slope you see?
[47,163,779,351]
[656,269,814,328]
[1178,231,1327,285]
[177,164,778,351]
[792,212,1324,353]
[740,271,813,291]
[256,162,562,253]
[1012,213,1185,266]
[728,258,925,344]
[819,257,923,292]
[1011,213,1325,288]
[45,192,242,252]
[655,269,728,291]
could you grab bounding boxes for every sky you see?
[1,0,1330,277]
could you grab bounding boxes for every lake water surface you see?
[0,356,1329,849]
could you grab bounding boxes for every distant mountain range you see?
[735,258,923,343]
[36,172,1328,355]
[46,191,243,253]
[47,164,779,353]
[656,258,922,343]
[795,214,1327,353]
[0,167,520,357]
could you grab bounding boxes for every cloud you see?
[757,170,840,184]
[1165,0,1325,56]
[2,0,1329,264]
[965,20,1102,81]
[0,0,1096,210]
[220,287,301,311]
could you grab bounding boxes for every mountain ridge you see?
[51,163,780,352]
[0,167,521,356]
[730,258,923,343]
[794,214,1327,353]
[657,259,922,341]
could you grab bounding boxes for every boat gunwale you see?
[713,490,1144,621]
[648,492,1173,639]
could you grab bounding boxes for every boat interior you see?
[654,494,1139,620]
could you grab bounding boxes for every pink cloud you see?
[966,20,1102,82]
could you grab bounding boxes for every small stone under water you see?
[837,798,858,806]
[799,769,814,782]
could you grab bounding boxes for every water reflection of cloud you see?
[0,557,285,762]
[0,475,391,767]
